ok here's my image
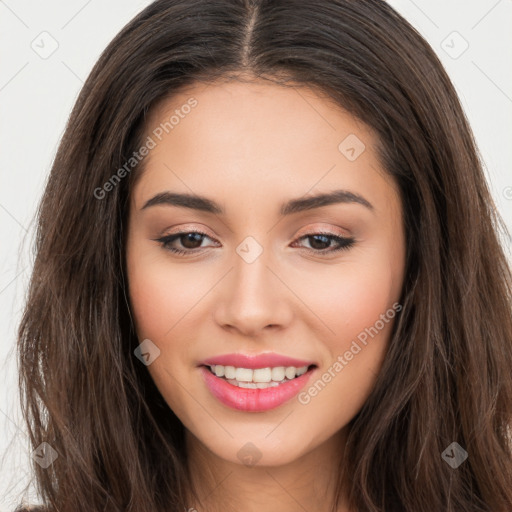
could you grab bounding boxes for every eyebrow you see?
[141,189,374,215]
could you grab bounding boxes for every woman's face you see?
[126,79,405,467]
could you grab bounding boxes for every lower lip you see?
[199,365,316,412]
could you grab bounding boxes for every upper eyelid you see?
[160,229,349,241]
[158,229,353,246]
[161,222,351,239]
[161,228,217,242]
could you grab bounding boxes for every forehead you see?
[132,79,398,216]
[146,78,373,149]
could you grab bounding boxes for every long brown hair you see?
[17,0,512,510]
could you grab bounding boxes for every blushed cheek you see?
[306,268,398,418]
[126,253,197,409]
[297,261,396,353]
[127,250,208,341]
[126,256,170,340]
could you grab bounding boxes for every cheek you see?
[126,247,202,415]
[291,257,398,411]
[338,267,394,342]
[294,257,397,348]
[127,247,207,340]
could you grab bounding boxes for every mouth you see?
[204,363,315,388]
[199,363,318,412]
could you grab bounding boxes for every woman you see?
[16,0,512,511]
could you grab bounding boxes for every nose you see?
[212,250,293,337]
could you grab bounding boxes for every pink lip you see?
[200,352,315,369]
[200,365,317,412]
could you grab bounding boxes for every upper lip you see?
[200,353,316,369]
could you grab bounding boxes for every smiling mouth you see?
[204,364,317,389]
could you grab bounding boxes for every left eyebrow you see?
[280,189,374,215]
[141,189,374,215]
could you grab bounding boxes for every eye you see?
[291,232,355,254]
[154,230,356,256]
[155,230,218,255]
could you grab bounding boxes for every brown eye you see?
[155,230,217,255]
[293,232,355,254]
[154,230,355,257]
[177,232,205,249]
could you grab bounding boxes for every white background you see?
[1,0,511,509]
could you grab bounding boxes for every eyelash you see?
[154,229,356,256]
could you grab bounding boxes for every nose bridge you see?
[232,240,278,312]
[233,244,272,299]
[213,237,291,333]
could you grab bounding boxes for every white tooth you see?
[253,367,272,383]
[224,366,236,379]
[271,367,285,381]
[296,365,308,376]
[210,364,309,382]
[285,366,296,380]
[256,381,280,388]
[235,367,253,382]
[238,381,257,389]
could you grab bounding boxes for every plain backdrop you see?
[1,0,511,509]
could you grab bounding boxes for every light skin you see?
[126,78,406,512]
